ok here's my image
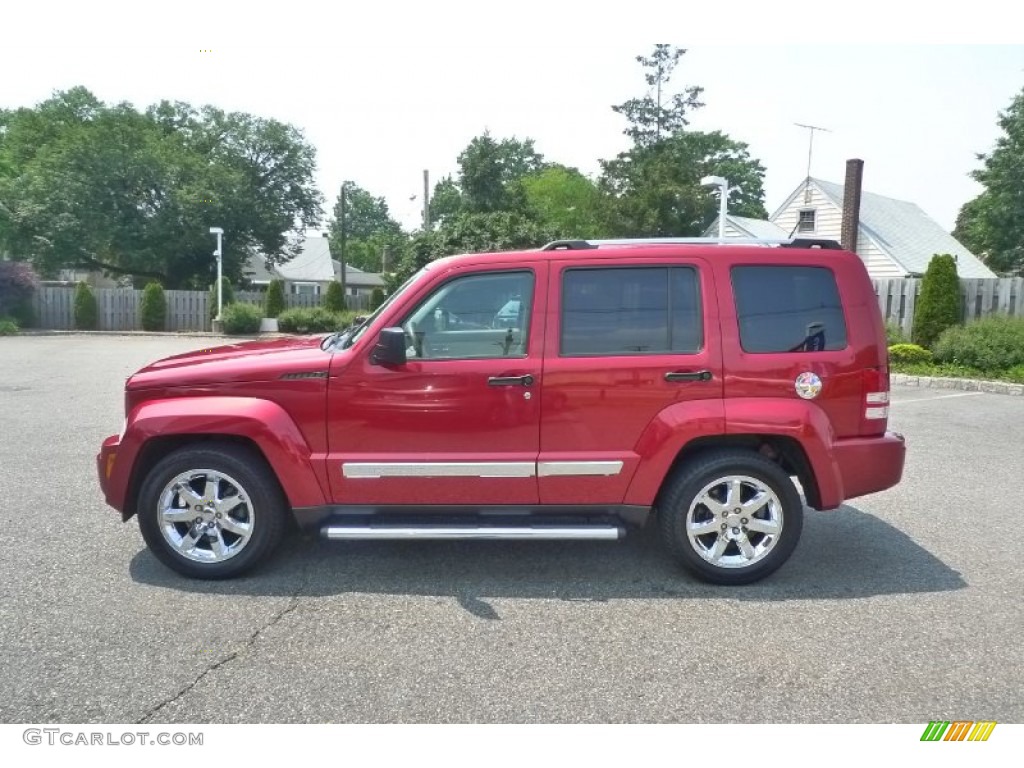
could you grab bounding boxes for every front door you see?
[326,263,546,506]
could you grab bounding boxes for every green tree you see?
[369,287,385,310]
[953,87,1024,275]
[323,280,346,312]
[427,175,463,226]
[612,45,704,147]
[0,89,323,288]
[73,281,97,330]
[446,132,545,216]
[600,131,767,236]
[265,279,285,318]
[395,212,556,281]
[327,181,405,272]
[140,281,166,331]
[912,254,962,349]
[520,165,608,237]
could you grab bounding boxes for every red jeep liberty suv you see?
[97,237,906,584]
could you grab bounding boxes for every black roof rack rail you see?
[788,238,843,250]
[539,237,844,251]
[540,240,600,251]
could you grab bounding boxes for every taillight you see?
[862,367,889,433]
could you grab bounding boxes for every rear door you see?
[538,257,722,504]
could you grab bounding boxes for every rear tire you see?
[137,443,287,579]
[657,449,803,585]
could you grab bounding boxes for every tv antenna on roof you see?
[795,122,832,181]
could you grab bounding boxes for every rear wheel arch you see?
[658,434,822,511]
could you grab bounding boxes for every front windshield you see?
[340,267,427,349]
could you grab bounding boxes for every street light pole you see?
[210,227,224,320]
[700,176,730,242]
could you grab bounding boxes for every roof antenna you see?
[791,123,832,237]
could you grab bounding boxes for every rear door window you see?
[561,266,703,356]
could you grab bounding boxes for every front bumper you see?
[96,434,123,513]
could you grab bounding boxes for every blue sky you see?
[3,3,1021,234]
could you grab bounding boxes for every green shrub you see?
[220,302,262,335]
[912,254,961,348]
[932,316,1024,371]
[278,307,357,334]
[265,279,285,318]
[74,282,98,330]
[140,282,166,331]
[0,317,18,335]
[888,343,933,364]
[885,321,905,345]
[323,281,347,312]
[1005,364,1024,384]
[369,287,385,310]
[208,277,235,321]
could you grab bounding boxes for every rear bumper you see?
[831,431,906,506]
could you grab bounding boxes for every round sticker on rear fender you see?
[795,372,822,400]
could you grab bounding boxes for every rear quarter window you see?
[731,265,848,353]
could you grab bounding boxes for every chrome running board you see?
[321,525,624,541]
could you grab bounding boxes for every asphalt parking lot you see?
[1,335,1022,724]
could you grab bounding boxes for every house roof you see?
[704,215,788,240]
[331,261,385,287]
[774,178,996,279]
[244,235,336,284]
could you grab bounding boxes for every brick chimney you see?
[840,159,864,253]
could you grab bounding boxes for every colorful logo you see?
[920,721,997,741]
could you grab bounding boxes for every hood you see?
[127,335,333,389]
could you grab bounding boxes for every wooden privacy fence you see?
[873,278,1024,336]
[33,286,371,331]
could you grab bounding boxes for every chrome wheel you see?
[685,474,783,569]
[157,469,255,563]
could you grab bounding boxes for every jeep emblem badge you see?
[795,372,822,400]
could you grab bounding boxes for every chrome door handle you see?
[664,370,713,383]
[488,374,535,387]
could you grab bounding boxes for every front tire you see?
[658,450,804,585]
[137,443,287,579]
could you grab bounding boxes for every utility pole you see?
[381,245,390,274]
[339,184,347,298]
[795,122,832,181]
[422,169,430,230]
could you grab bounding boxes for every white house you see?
[705,176,996,279]
[244,235,384,300]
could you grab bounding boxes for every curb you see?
[891,373,1024,396]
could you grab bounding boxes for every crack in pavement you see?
[136,565,313,724]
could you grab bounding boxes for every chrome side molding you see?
[321,525,624,541]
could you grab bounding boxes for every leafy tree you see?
[323,280,346,312]
[0,260,39,325]
[427,175,463,225]
[265,278,285,318]
[438,133,545,217]
[0,89,324,288]
[369,287,385,310]
[396,212,556,281]
[327,181,405,272]
[912,254,962,349]
[73,281,97,330]
[953,87,1024,275]
[612,45,704,147]
[208,277,234,320]
[140,281,166,331]
[600,131,767,236]
[520,165,608,237]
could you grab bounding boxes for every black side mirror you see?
[371,327,407,366]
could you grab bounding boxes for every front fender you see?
[105,396,327,516]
